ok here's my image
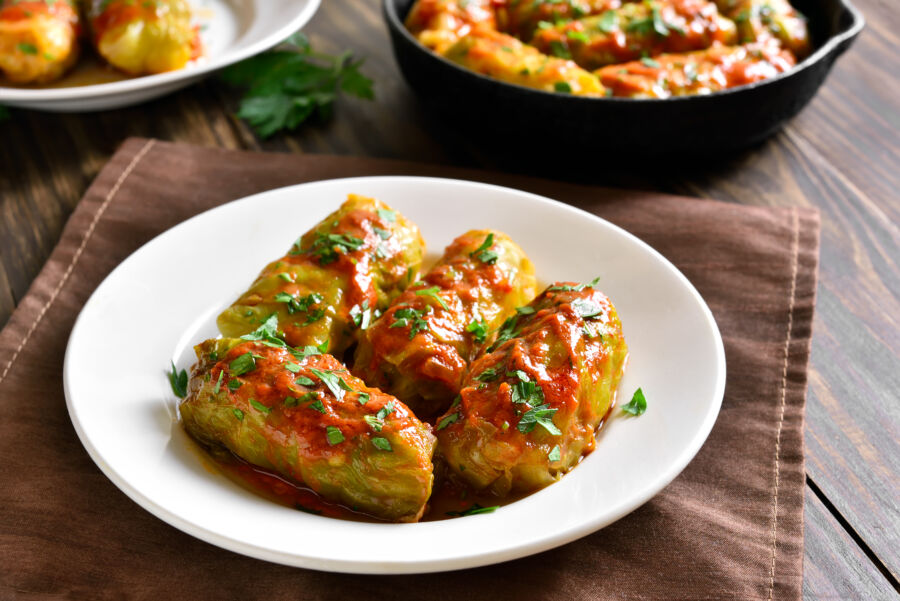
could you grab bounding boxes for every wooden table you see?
[1,1,897,597]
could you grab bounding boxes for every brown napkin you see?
[0,138,818,600]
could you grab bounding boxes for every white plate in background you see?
[0,0,320,111]
[64,176,726,573]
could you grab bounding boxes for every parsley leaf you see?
[517,403,561,435]
[372,437,393,451]
[274,291,323,316]
[297,231,365,264]
[598,10,617,32]
[357,391,371,405]
[549,276,601,292]
[239,313,283,343]
[415,286,449,310]
[466,318,489,344]
[390,307,429,339]
[310,368,349,401]
[364,414,383,431]
[376,402,395,420]
[445,503,498,517]
[549,444,562,462]
[377,208,396,222]
[436,413,459,430]
[213,370,224,394]
[572,298,603,318]
[221,33,374,139]
[488,315,519,351]
[326,425,344,445]
[168,361,188,398]
[250,399,270,414]
[295,375,315,386]
[232,408,245,421]
[621,388,648,416]
[229,352,257,376]
[475,367,500,382]
[469,233,498,264]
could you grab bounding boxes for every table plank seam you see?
[0,139,156,388]
[807,475,900,591]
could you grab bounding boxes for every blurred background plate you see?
[64,176,726,573]
[0,0,320,112]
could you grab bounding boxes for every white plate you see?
[0,0,320,111]
[64,176,726,574]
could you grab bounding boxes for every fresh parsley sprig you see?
[221,32,374,139]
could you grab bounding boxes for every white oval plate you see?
[0,0,319,111]
[64,176,725,574]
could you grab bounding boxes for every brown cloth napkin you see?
[0,138,818,601]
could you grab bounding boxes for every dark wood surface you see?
[1,0,897,597]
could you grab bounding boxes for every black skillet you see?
[383,0,864,165]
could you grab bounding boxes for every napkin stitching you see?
[0,139,156,388]
[766,208,799,601]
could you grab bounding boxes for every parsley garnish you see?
[572,298,602,318]
[470,233,498,264]
[232,408,244,421]
[274,291,323,316]
[436,412,459,430]
[515,306,535,315]
[295,375,315,386]
[621,388,648,416]
[168,361,188,398]
[239,313,283,344]
[598,10,617,32]
[220,32,374,138]
[250,399,270,414]
[229,352,257,376]
[548,276,601,292]
[509,372,545,407]
[373,226,391,239]
[517,404,561,435]
[301,231,365,264]
[310,368,349,401]
[377,402,395,420]
[445,504,498,517]
[309,399,326,413]
[213,370,224,394]
[227,379,242,391]
[415,286,449,310]
[566,30,590,43]
[554,81,573,94]
[377,208,396,222]
[549,445,562,462]
[350,300,374,329]
[641,57,662,68]
[285,362,302,373]
[326,425,344,445]
[475,367,500,382]
[371,437,392,451]
[466,318,488,344]
[364,414,383,431]
[488,315,519,351]
[390,307,429,339]
[357,392,371,405]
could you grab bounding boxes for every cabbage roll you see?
[217,194,425,356]
[0,0,79,84]
[353,230,537,418]
[436,281,628,495]
[180,335,436,522]
[406,0,496,54]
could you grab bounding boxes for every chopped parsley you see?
[377,208,396,222]
[227,379,242,391]
[274,291,323,317]
[598,10,617,32]
[470,233,498,264]
[357,391,371,405]
[641,56,662,68]
[325,425,344,445]
[515,306,535,316]
[517,404,561,435]
[415,286,449,310]
[310,368,350,401]
[350,300,374,329]
[377,402,395,420]
[549,276,601,292]
[309,399,326,413]
[445,503,498,517]
[232,408,245,421]
[466,318,489,344]
[488,315,519,351]
[509,373,545,407]
[566,30,590,43]
[295,375,315,386]
[364,414,384,431]
[436,413,459,430]
[285,362,302,373]
[212,370,224,394]
[239,313,284,345]
[572,298,602,318]
[250,399,270,414]
[229,352,257,376]
[390,307,429,339]
[303,231,365,264]
[475,367,500,382]
[372,226,391,240]
[549,444,562,462]
[168,362,188,398]
[621,388,648,416]
[372,437,393,451]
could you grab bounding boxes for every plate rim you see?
[0,0,321,102]
[63,175,727,574]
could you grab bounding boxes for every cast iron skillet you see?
[384,0,864,162]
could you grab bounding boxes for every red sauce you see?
[90,1,161,40]
[0,0,78,24]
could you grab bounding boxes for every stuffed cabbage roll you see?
[217,194,425,355]
[443,28,606,96]
[353,230,536,418]
[0,0,79,84]
[436,281,628,495]
[180,334,436,522]
[495,0,623,41]
[720,0,809,57]
[596,41,794,97]
[530,0,737,70]
[405,0,496,54]
[87,0,199,75]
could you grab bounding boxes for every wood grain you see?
[0,0,898,593]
